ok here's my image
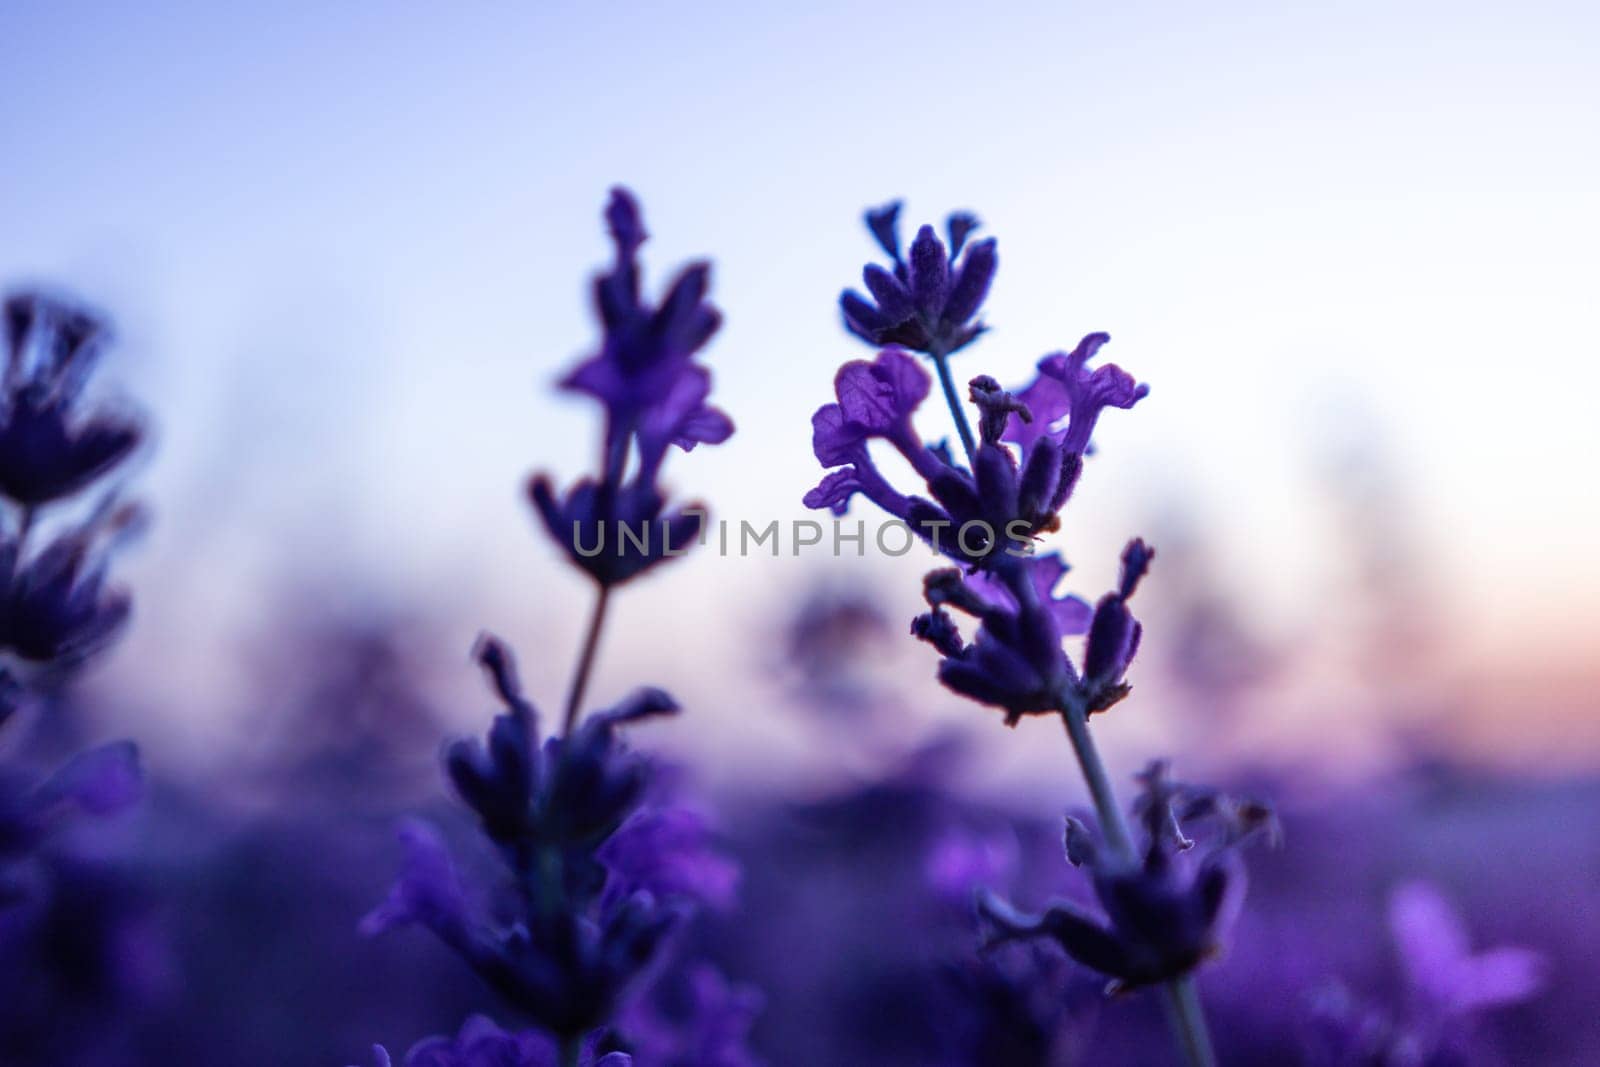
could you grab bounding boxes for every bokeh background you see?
[2,2,1597,1064]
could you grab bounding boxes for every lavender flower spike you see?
[531,189,733,591]
[840,202,997,358]
[361,1015,633,1067]
[0,293,142,506]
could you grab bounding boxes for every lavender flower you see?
[529,189,733,589]
[0,293,144,677]
[364,646,684,1042]
[1,294,141,506]
[0,289,150,1064]
[1304,881,1544,1066]
[366,189,756,1065]
[978,762,1273,993]
[840,202,997,357]
[809,200,1258,1065]
[360,1015,632,1067]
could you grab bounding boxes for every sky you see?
[2,1,1596,783]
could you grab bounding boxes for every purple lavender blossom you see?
[978,762,1273,992]
[619,963,764,1067]
[839,202,997,357]
[530,189,732,588]
[365,641,686,1041]
[1388,880,1544,1019]
[0,292,145,676]
[0,290,151,1065]
[360,1015,632,1067]
[1303,881,1544,1066]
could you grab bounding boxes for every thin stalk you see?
[562,583,612,737]
[928,345,978,467]
[1059,700,1135,860]
[558,1035,582,1067]
[1059,698,1217,1067]
[1161,976,1218,1067]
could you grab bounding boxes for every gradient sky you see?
[3,1,1596,782]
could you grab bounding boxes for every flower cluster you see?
[977,762,1274,992]
[0,291,151,1061]
[806,210,1151,727]
[365,191,756,1066]
[808,202,1269,1061]
[839,202,997,357]
[1,293,143,680]
[362,641,692,1041]
[530,189,733,587]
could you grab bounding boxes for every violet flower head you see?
[978,762,1274,992]
[0,497,140,668]
[367,637,744,1047]
[363,814,681,1040]
[840,202,998,356]
[1388,881,1544,1018]
[360,1015,632,1067]
[531,189,733,588]
[0,294,142,506]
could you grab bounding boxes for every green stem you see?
[1162,976,1218,1067]
[562,583,612,737]
[1058,699,1217,1067]
[558,1035,582,1067]
[1059,700,1135,860]
[929,346,978,467]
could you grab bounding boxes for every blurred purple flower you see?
[0,293,142,506]
[620,963,764,1067]
[361,1015,632,1067]
[599,807,741,912]
[924,824,1020,904]
[1388,880,1544,1017]
[532,189,732,588]
[0,498,139,667]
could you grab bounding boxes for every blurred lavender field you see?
[4,3,1599,1066]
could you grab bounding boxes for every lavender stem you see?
[1162,976,1218,1067]
[929,344,978,466]
[562,583,612,737]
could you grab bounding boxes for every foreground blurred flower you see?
[366,190,758,1066]
[0,294,141,506]
[359,1015,632,1067]
[0,288,151,1063]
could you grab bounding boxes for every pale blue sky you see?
[3,1,1596,780]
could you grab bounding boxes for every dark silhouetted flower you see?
[620,963,764,1067]
[0,293,142,506]
[0,498,139,667]
[978,762,1272,991]
[360,1015,632,1067]
[840,202,997,356]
